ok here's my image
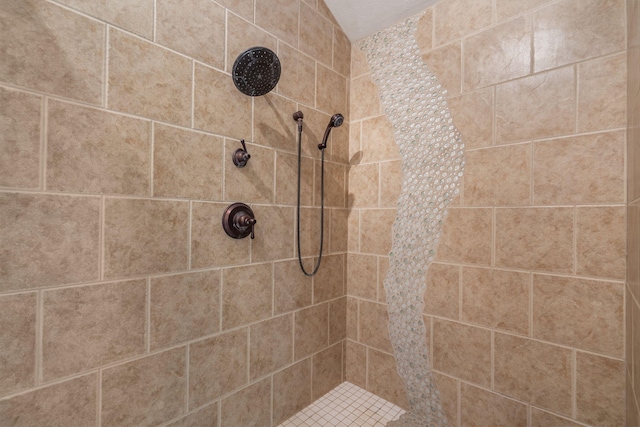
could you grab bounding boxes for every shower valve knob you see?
[222,203,257,240]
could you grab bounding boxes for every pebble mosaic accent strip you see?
[358,12,465,427]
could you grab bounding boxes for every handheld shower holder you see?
[232,139,251,168]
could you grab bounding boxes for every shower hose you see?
[296,120,325,277]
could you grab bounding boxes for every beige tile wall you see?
[348,0,628,425]
[0,0,349,425]
[628,0,640,424]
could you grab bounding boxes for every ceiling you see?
[324,0,439,42]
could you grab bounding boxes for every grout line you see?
[530,141,535,205]
[529,272,534,338]
[291,313,296,366]
[35,291,43,386]
[247,316,252,383]
[270,373,274,427]
[149,121,155,198]
[252,0,256,23]
[146,277,151,354]
[296,0,301,51]
[309,351,317,402]
[490,86,496,147]
[456,379,461,427]
[458,265,463,321]
[185,344,190,415]
[572,206,577,275]
[152,0,157,42]
[97,369,102,427]
[356,299,360,343]
[103,26,109,109]
[221,139,227,202]
[272,150,277,205]
[41,98,49,191]
[326,302,331,348]
[191,61,196,129]
[491,0,497,25]
[37,96,46,191]
[187,201,193,270]
[224,10,229,72]
[491,207,496,267]
[573,64,579,134]
[624,285,628,377]
[271,262,276,317]
[529,10,534,76]
[219,269,224,333]
[99,196,105,281]
[571,349,577,419]
[490,330,495,390]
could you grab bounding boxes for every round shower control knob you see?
[222,203,257,239]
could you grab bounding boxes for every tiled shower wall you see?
[0,0,350,425]
[347,0,628,425]
[627,0,640,424]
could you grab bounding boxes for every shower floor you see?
[278,381,405,426]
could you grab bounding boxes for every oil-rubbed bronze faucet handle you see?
[238,214,257,239]
[222,203,257,239]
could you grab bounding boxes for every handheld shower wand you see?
[318,113,344,150]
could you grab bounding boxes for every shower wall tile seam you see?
[437,372,593,427]
[43,0,114,31]
[0,370,98,403]
[107,24,199,64]
[102,25,109,109]
[0,80,106,111]
[96,369,102,427]
[46,342,189,388]
[0,189,349,206]
[151,0,157,42]
[457,52,627,99]
[462,139,532,153]
[2,257,605,300]
[190,61,195,129]
[529,273,534,338]
[433,311,626,361]
[369,260,627,283]
[574,61,580,136]
[36,94,46,191]
[148,122,154,199]
[35,291,43,387]
[41,97,49,192]
[490,329,495,391]
[495,125,627,148]
[32,305,342,390]
[491,207,496,267]
[571,349,578,419]
[145,278,151,354]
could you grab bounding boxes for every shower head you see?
[232,47,281,96]
[319,113,344,150]
[329,113,344,128]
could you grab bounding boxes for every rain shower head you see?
[232,47,281,96]
[319,113,344,150]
